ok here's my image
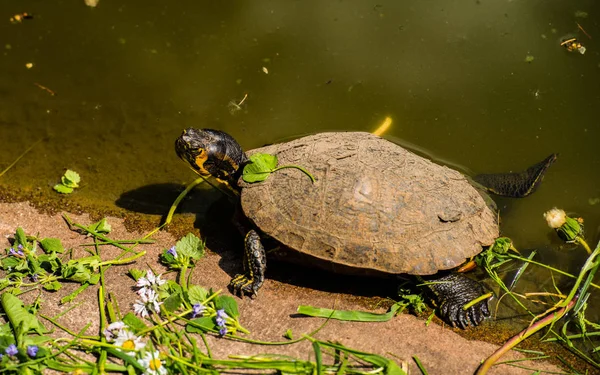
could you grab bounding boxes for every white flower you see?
[139,351,167,375]
[103,321,125,341]
[544,208,567,229]
[133,299,150,318]
[133,288,163,318]
[114,330,146,353]
[136,270,166,288]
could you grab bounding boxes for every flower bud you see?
[544,208,566,229]
[544,208,583,243]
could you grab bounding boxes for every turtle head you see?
[175,128,248,186]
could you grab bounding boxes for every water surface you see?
[1,0,599,344]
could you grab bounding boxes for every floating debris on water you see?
[10,12,33,24]
[561,38,586,54]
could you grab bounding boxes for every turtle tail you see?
[473,153,557,198]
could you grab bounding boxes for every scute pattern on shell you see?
[239,132,499,276]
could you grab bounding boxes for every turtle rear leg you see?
[473,154,557,198]
[423,273,491,328]
[230,230,267,297]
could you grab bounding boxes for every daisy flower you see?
[139,350,167,375]
[114,330,146,353]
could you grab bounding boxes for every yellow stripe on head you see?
[194,149,211,176]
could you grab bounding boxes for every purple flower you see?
[27,345,38,357]
[215,309,228,327]
[191,303,205,318]
[219,327,228,336]
[5,344,18,356]
[9,247,24,257]
[30,274,39,282]
[167,246,177,258]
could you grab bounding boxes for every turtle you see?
[175,128,556,328]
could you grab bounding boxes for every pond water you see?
[1,0,599,352]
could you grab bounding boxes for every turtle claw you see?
[229,273,259,298]
[428,273,491,328]
[442,298,489,329]
[229,230,267,298]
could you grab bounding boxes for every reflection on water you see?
[0,0,599,351]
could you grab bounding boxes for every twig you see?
[34,82,56,96]
[0,137,44,177]
[577,22,592,39]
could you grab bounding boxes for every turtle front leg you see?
[229,230,267,298]
[425,273,491,328]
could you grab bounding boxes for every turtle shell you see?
[239,132,498,276]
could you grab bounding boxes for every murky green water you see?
[1,0,599,345]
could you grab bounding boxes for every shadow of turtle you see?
[115,183,400,300]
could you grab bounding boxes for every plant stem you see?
[463,292,493,311]
[475,298,576,375]
[273,164,316,183]
[477,238,600,375]
[98,251,146,266]
[578,237,592,255]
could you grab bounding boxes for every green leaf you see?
[87,218,112,234]
[61,263,92,283]
[0,278,10,291]
[88,272,101,285]
[26,253,42,275]
[61,256,100,283]
[163,292,183,313]
[1,293,46,342]
[38,253,62,274]
[43,280,62,291]
[2,255,23,270]
[242,152,316,184]
[242,153,278,183]
[176,233,205,260]
[128,268,145,281]
[297,302,405,322]
[15,227,28,248]
[186,317,217,334]
[188,285,209,305]
[215,295,239,318]
[40,238,65,254]
[62,170,80,188]
[53,184,73,194]
[159,251,177,267]
[283,329,293,340]
[122,312,147,333]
